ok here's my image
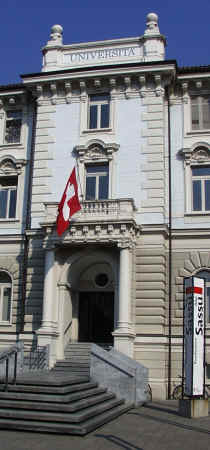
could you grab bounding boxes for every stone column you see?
[41,248,56,330]
[112,242,135,357]
[36,246,58,367]
[57,282,72,360]
[117,245,131,331]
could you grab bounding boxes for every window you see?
[192,166,210,212]
[4,110,22,144]
[85,164,109,200]
[88,94,110,130]
[0,272,12,323]
[0,177,17,219]
[197,270,210,324]
[191,96,210,130]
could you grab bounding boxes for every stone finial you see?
[144,12,160,35]
[47,24,63,46]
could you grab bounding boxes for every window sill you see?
[187,130,210,136]
[0,143,24,150]
[82,128,112,134]
[185,211,210,216]
[0,321,12,326]
[0,218,19,223]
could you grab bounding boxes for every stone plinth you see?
[179,399,209,418]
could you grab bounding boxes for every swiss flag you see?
[56,167,81,236]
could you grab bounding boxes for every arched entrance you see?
[59,249,117,347]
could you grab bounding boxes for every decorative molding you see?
[0,155,27,175]
[181,143,210,165]
[50,83,57,105]
[181,82,189,104]
[80,81,87,102]
[65,82,72,103]
[124,77,131,98]
[139,75,147,97]
[154,74,164,97]
[36,85,44,106]
[75,139,120,163]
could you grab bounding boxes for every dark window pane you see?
[192,166,210,176]
[101,104,110,128]
[2,287,11,321]
[202,98,210,129]
[7,110,22,119]
[193,180,202,210]
[86,177,96,200]
[99,174,109,199]
[9,189,17,218]
[89,105,97,129]
[0,190,8,218]
[205,180,210,210]
[191,101,199,129]
[86,164,108,174]
[0,272,11,283]
[90,95,109,102]
[5,119,21,143]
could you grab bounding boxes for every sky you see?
[1,0,210,86]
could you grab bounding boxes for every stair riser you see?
[0,404,131,435]
[0,388,104,404]
[0,399,123,423]
[0,393,115,413]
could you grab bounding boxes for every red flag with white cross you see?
[56,167,81,236]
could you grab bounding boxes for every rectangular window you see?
[191,96,210,130]
[88,95,110,130]
[0,177,17,219]
[192,166,210,212]
[85,164,109,200]
[4,110,22,144]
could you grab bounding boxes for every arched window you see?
[197,270,210,324]
[0,271,12,323]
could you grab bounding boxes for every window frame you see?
[0,271,12,324]
[182,146,210,216]
[191,165,210,212]
[191,96,210,131]
[85,163,109,201]
[88,94,110,130]
[0,177,18,220]
[4,109,23,145]
[80,88,115,135]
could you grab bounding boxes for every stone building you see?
[0,12,210,399]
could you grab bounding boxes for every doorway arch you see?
[58,247,118,346]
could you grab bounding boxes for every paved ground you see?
[0,400,210,450]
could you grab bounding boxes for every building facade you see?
[0,13,210,399]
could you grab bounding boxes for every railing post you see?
[5,358,9,391]
[13,352,17,384]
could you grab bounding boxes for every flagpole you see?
[75,159,84,201]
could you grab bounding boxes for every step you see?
[1,381,97,395]
[52,368,89,374]
[54,361,90,367]
[0,391,115,413]
[12,373,89,387]
[0,386,107,404]
[0,398,124,423]
[0,403,131,435]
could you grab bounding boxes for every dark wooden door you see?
[79,292,114,344]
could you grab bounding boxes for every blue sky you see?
[1,1,210,86]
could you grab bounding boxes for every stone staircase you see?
[52,342,91,377]
[0,343,132,435]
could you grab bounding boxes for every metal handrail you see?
[0,345,21,390]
